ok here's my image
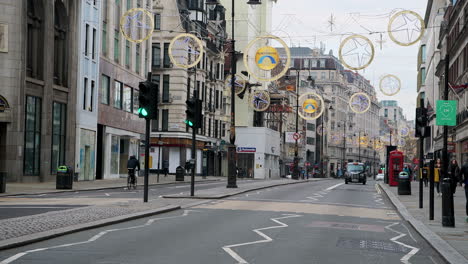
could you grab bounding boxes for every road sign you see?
[436,100,457,126]
[293,133,301,140]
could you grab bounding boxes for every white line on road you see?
[0,210,199,264]
[325,183,344,191]
[385,222,419,264]
[0,206,74,209]
[222,214,302,264]
[105,193,110,197]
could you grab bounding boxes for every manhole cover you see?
[336,238,409,254]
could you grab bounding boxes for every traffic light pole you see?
[144,117,150,203]
[190,90,198,197]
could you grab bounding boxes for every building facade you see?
[0,0,79,182]
[97,0,151,179]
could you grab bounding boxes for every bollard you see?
[441,178,455,227]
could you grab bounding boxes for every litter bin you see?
[0,172,6,193]
[398,171,411,195]
[56,166,73,189]
[176,166,185,181]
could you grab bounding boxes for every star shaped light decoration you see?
[388,10,425,46]
[339,35,375,71]
[349,92,371,114]
[120,8,154,43]
[249,90,271,112]
[168,33,204,69]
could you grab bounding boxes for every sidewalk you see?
[0,175,223,197]
[379,182,468,264]
[0,178,314,250]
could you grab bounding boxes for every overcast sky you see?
[271,0,427,120]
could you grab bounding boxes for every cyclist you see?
[127,155,140,188]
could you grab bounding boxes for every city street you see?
[0,179,447,264]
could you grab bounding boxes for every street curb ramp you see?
[0,205,181,251]
[377,183,468,264]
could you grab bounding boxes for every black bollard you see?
[441,178,455,227]
[429,160,434,220]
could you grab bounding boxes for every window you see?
[162,75,170,102]
[163,43,171,68]
[83,78,88,110]
[330,72,335,80]
[126,0,131,9]
[321,72,326,79]
[24,96,41,176]
[307,137,315,145]
[151,119,159,132]
[222,123,226,137]
[320,59,326,68]
[152,43,161,68]
[92,28,96,60]
[102,22,107,55]
[90,80,95,111]
[133,90,139,115]
[51,102,66,173]
[136,44,141,73]
[215,90,219,109]
[85,24,89,56]
[114,30,120,62]
[421,45,426,63]
[125,40,130,67]
[421,67,426,85]
[162,109,169,131]
[216,63,220,79]
[54,1,68,86]
[384,108,388,118]
[215,120,218,138]
[208,118,211,137]
[154,13,161,30]
[307,123,315,131]
[123,85,132,112]
[114,81,123,109]
[27,0,44,79]
[101,75,110,104]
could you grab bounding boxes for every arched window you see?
[26,0,44,79]
[54,0,69,86]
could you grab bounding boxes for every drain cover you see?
[336,238,409,253]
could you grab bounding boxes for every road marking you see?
[385,222,419,263]
[325,183,344,191]
[401,223,417,243]
[0,206,74,209]
[0,210,198,264]
[105,193,110,197]
[375,184,382,194]
[222,214,302,264]
[429,256,437,264]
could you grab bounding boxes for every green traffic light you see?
[185,120,194,127]
[138,108,148,117]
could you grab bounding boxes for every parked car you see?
[376,173,384,181]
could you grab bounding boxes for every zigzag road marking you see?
[222,214,302,264]
[0,210,199,264]
[385,222,420,264]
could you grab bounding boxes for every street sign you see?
[237,147,256,153]
[436,100,457,126]
[293,133,301,140]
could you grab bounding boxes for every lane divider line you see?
[325,183,344,191]
[0,210,198,264]
[385,222,420,264]
[222,214,302,264]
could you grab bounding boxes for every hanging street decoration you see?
[120,8,154,43]
[225,74,247,95]
[379,74,401,96]
[317,124,327,136]
[249,90,271,112]
[243,35,291,82]
[388,10,425,47]
[339,34,375,70]
[298,92,325,120]
[349,92,371,114]
[168,33,204,69]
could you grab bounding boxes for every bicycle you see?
[127,168,138,190]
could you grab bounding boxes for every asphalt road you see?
[0,180,239,219]
[0,179,447,264]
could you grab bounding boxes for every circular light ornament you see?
[330,132,343,145]
[339,34,375,70]
[243,35,291,82]
[317,124,327,136]
[380,74,401,96]
[400,126,410,137]
[120,8,154,43]
[388,10,425,46]
[168,33,204,69]
[298,92,325,120]
[225,74,247,95]
[359,135,369,146]
[249,90,271,112]
[349,92,371,114]
[374,140,384,150]
[398,138,406,147]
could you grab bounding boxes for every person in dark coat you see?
[458,160,468,222]
[127,155,140,171]
[448,159,460,194]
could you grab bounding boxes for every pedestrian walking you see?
[435,159,442,196]
[458,160,468,223]
[423,163,429,187]
[448,159,460,195]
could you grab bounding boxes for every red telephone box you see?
[388,150,404,186]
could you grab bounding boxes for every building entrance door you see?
[0,123,6,173]
[84,145,91,181]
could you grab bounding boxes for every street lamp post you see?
[206,0,261,188]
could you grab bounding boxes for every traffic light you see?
[138,81,158,119]
[415,107,429,138]
[185,97,203,128]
